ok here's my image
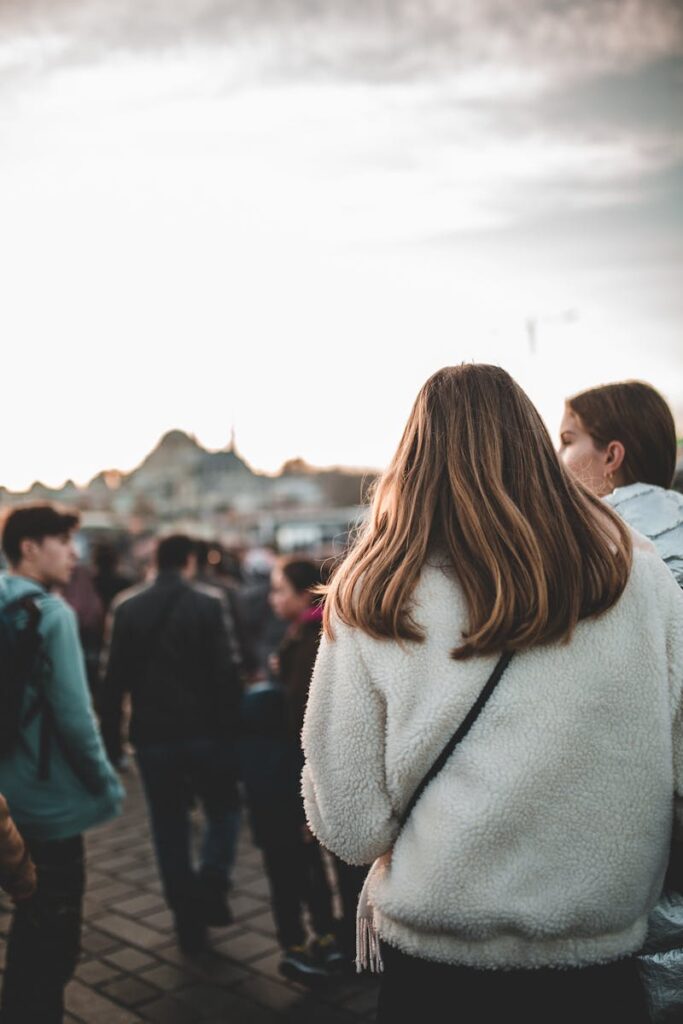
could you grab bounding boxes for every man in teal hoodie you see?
[0,505,124,1024]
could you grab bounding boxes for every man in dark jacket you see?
[100,535,241,953]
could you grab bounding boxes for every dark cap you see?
[1,504,80,566]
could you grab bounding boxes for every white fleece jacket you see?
[301,547,683,969]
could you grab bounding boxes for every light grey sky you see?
[1,0,681,490]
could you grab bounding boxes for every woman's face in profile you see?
[269,567,310,622]
[558,406,612,496]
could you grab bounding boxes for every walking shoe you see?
[279,945,330,986]
[175,912,208,955]
[311,932,346,973]
[197,866,233,927]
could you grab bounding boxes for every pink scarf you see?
[298,603,323,626]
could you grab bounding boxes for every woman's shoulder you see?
[607,482,683,536]
[625,543,683,619]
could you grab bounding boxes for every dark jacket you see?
[99,571,240,760]
[238,681,304,846]
[278,607,323,743]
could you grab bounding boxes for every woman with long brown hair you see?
[559,380,683,587]
[301,365,683,1023]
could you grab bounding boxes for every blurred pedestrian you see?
[99,535,241,954]
[194,540,249,678]
[256,558,351,981]
[0,505,124,1024]
[238,547,287,677]
[91,542,135,614]
[61,563,104,695]
[301,365,680,1024]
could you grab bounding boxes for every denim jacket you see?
[605,482,683,588]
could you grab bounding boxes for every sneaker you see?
[279,945,330,985]
[312,932,346,973]
[174,912,208,955]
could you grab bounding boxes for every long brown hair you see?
[324,365,632,659]
[568,381,677,489]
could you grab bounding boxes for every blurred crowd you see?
[0,517,362,1023]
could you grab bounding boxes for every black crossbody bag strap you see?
[399,650,514,829]
[5,595,54,781]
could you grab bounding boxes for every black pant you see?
[261,825,336,949]
[136,737,240,911]
[331,856,367,957]
[1,835,85,1024]
[377,941,650,1024]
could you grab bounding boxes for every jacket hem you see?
[13,802,123,843]
[373,908,648,971]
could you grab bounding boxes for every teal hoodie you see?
[0,573,124,841]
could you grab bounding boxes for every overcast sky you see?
[1,0,681,490]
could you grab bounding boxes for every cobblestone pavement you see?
[0,767,379,1024]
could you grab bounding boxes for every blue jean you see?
[135,737,240,909]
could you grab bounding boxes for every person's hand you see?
[7,855,37,903]
[12,884,36,903]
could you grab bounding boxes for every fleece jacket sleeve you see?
[301,619,399,866]
[41,599,124,798]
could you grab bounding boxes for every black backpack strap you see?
[38,702,52,781]
[3,593,54,781]
[5,591,109,788]
[399,650,514,829]
[20,690,52,780]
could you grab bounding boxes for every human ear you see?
[19,538,38,563]
[605,440,626,475]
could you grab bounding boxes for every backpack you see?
[0,593,51,772]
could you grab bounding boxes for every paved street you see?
[0,767,379,1024]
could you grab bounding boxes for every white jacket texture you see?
[301,547,683,970]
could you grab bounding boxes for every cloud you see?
[1,2,679,246]
[1,0,681,88]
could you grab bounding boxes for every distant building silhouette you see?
[0,431,376,553]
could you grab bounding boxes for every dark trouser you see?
[377,941,650,1024]
[331,856,367,958]
[135,737,240,912]
[260,824,336,949]
[1,835,84,1024]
